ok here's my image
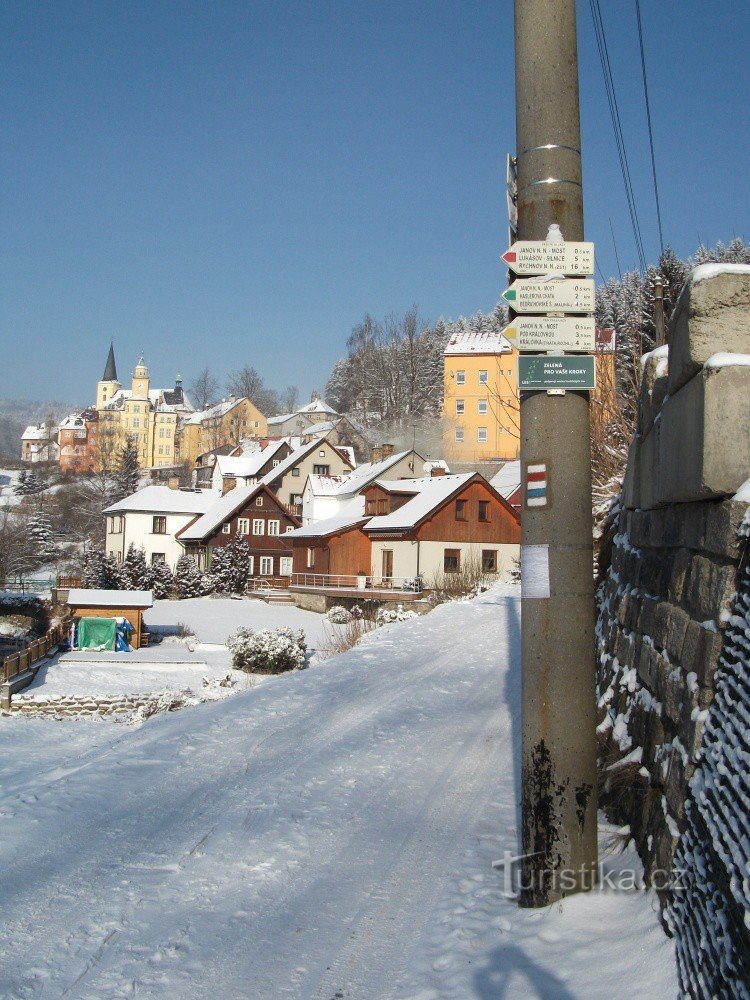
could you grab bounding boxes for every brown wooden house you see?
[177,483,300,580]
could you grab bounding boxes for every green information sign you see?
[518,355,596,390]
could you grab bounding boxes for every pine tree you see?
[82,548,107,588]
[230,537,251,593]
[101,553,124,590]
[150,560,174,600]
[28,509,57,566]
[199,571,218,596]
[121,544,149,590]
[208,546,234,593]
[14,470,28,496]
[113,437,139,502]
[174,554,203,598]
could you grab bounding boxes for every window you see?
[151,552,166,564]
[267,520,280,536]
[366,498,376,515]
[133,417,140,428]
[307,547,314,568]
[109,515,123,534]
[377,498,388,514]
[444,549,460,573]
[153,515,167,534]
[255,496,263,507]
[456,370,465,385]
[292,467,300,477]
[478,399,488,415]
[482,550,497,573]
[253,519,264,535]
[313,464,329,475]
[248,555,255,575]
[478,500,490,523]
[237,518,250,535]
[319,450,325,457]
[479,369,488,384]
[272,459,281,467]
[455,428,465,443]
[455,399,465,415]
[478,427,488,443]
[260,556,273,576]
[285,526,294,533]
[280,556,293,575]
[455,499,467,521]
[222,523,231,534]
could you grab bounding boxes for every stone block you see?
[681,620,724,687]
[622,436,642,510]
[639,420,661,511]
[659,365,750,504]
[639,347,669,435]
[668,266,750,396]
[663,750,692,822]
[666,549,692,605]
[661,665,685,727]
[651,602,671,650]
[681,554,735,622]
[680,502,708,551]
[637,595,658,636]
[665,605,691,662]
[629,508,648,548]
[704,499,749,559]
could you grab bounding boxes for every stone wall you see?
[596,264,750,993]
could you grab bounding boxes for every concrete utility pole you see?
[514,0,598,906]
[653,275,666,346]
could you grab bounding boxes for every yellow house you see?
[176,396,268,468]
[96,349,194,469]
[443,328,520,463]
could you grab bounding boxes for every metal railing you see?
[290,573,423,594]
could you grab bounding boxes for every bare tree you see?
[226,366,278,416]
[277,385,300,414]
[189,367,220,410]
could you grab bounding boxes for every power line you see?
[635,0,664,256]
[588,0,647,274]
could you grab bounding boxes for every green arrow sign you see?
[518,355,596,390]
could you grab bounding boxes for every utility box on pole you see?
[514,0,598,906]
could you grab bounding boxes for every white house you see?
[301,447,426,525]
[21,422,59,463]
[103,486,220,567]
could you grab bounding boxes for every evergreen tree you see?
[150,560,174,600]
[113,437,139,502]
[121,544,150,590]
[230,537,251,593]
[199,571,218,596]
[28,509,57,566]
[14,469,28,496]
[82,548,107,588]
[101,553,124,590]
[208,545,234,593]
[174,554,203,598]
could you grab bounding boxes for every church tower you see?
[131,354,150,400]
[96,342,121,409]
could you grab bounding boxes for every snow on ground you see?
[146,596,329,649]
[0,585,676,997]
[15,598,329,708]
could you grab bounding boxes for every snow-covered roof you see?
[104,486,220,515]
[324,450,421,499]
[285,497,367,539]
[267,399,340,425]
[490,461,521,500]
[177,485,262,541]
[443,329,513,356]
[101,388,194,414]
[216,441,288,480]
[181,397,249,425]
[68,588,153,608]
[365,473,475,532]
[22,423,57,440]
[306,474,349,497]
[58,413,88,430]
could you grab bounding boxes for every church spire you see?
[103,342,118,382]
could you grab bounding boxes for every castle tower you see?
[96,342,121,409]
[131,354,150,400]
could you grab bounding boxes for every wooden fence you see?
[1,620,70,684]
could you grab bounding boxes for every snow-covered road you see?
[0,587,675,998]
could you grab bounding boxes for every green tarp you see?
[76,617,117,651]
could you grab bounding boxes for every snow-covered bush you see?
[174,554,203,599]
[227,626,307,673]
[375,606,418,627]
[199,572,218,596]
[149,560,174,600]
[327,605,353,624]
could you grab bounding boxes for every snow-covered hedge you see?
[375,606,418,627]
[327,605,353,624]
[227,626,307,674]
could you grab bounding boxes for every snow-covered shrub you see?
[327,605,353,624]
[227,626,307,673]
[174,554,203,599]
[375,605,418,627]
[149,561,174,600]
[199,572,218,596]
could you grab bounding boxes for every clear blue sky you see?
[1,1,747,406]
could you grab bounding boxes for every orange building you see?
[443,328,519,463]
[58,409,99,473]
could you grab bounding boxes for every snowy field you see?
[0,585,676,997]
[14,598,329,708]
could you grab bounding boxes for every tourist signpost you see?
[503,315,596,352]
[502,277,595,314]
[501,240,594,276]
[518,354,596,390]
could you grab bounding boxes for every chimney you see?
[167,476,180,489]
[430,465,446,477]
[371,445,383,464]
[222,476,237,496]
